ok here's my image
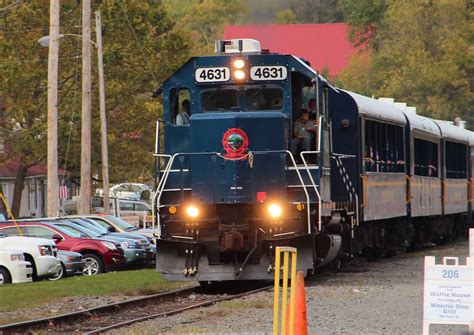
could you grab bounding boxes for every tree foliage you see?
[339,0,386,48]
[163,0,246,54]
[338,0,473,127]
[0,0,194,214]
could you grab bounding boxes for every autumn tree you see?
[0,1,193,215]
[163,0,246,54]
[337,1,473,127]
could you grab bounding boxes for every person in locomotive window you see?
[176,99,190,126]
[291,109,316,156]
[308,98,317,120]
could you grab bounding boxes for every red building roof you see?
[0,161,66,178]
[224,23,357,78]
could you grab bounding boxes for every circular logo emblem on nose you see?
[227,133,244,150]
[222,128,249,160]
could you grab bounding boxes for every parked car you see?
[0,222,126,276]
[49,250,84,281]
[0,234,60,280]
[76,214,156,240]
[0,249,33,285]
[51,220,147,266]
[96,183,150,201]
[95,200,150,226]
[63,217,155,265]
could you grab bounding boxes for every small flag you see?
[59,185,69,200]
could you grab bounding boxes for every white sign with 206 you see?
[423,256,474,334]
[195,67,230,83]
[250,66,287,81]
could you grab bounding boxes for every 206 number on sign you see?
[250,66,287,81]
[195,67,230,83]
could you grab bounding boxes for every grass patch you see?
[0,269,191,313]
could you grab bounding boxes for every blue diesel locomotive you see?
[152,39,474,281]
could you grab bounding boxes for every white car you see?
[96,183,150,201]
[0,235,61,280]
[0,249,33,284]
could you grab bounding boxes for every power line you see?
[119,2,159,86]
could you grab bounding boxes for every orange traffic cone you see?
[285,271,308,335]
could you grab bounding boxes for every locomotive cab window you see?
[171,88,191,126]
[245,87,283,111]
[201,89,238,112]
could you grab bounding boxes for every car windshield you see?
[73,219,107,236]
[245,88,283,111]
[201,89,238,112]
[106,216,137,231]
[54,224,86,238]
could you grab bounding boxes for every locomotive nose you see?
[189,111,288,204]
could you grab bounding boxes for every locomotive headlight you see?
[186,205,199,218]
[268,203,282,218]
[233,70,246,80]
[233,59,245,69]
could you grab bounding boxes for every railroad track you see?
[0,283,272,334]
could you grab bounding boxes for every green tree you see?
[290,0,343,24]
[339,0,387,48]
[338,1,473,127]
[163,0,246,54]
[276,9,298,24]
[0,1,192,215]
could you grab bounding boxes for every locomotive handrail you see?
[299,150,322,232]
[331,154,359,226]
[151,153,173,237]
[152,150,317,237]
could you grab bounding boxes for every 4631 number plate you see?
[250,66,287,81]
[195,67,230,83]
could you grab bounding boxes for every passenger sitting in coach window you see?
[176,99,190,126]
[291,109,316,157]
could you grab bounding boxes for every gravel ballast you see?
[118,240,470,334]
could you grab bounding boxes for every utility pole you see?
[79,0,92,214]
[47,0,59,217]
[95,10,110,214]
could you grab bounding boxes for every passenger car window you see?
[91,219,115,231]
[135,204,148,211]
[25,226,56,239]
[120,203,134,211]
[0,226,23,236]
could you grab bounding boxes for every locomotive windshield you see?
[200,86,283,112]
[201,89,238,112]
[245,88,283,111]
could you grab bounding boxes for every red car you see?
[0,222,126,275]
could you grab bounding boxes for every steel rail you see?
[0,285,197,333]
[84,285,273,334]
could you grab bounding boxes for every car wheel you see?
[82,254,104,276]
[0,268,12,285]
[48,263,66,281]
